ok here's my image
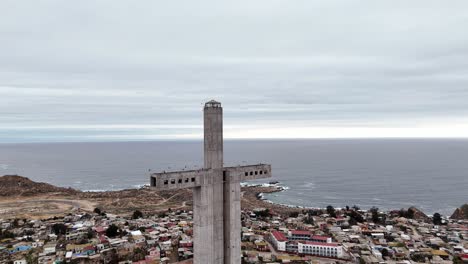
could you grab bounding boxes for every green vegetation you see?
[0,228,15,239]
[347,210,365,226]
[105,224,119,237]
[255,209,271,218]
[289,211,299,218]
[326,205,336,217]
[132,210,144,219]
[51,223,67,235]
[433,213,443,225]
[398,208,414,219]
[381,248,390,258]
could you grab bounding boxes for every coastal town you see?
[1,186,467,264]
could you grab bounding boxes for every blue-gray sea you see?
[1,139,467,216]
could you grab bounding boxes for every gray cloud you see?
[1,0,468,142]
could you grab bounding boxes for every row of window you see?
[244,170,268,177]
[163,177,196,185]
[154,169,269,187]
[302,247,338,252]
[301,249,337,256]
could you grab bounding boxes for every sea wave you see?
[133,184,149,189]
[82,189,109,192]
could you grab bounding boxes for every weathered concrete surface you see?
[202,101,224,264]
[150,169,204,190]
[149,100,272,264]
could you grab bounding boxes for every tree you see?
[410,253,427,262]
[255,209,271,218]
[158,212,167,218]
[433,213,442,225]
[93,208,102,215]
[304,216,314,225]
[105,224,119,238]
[0,228,15,239]
[399,208,415,219]
[87,228,94,239]
[453,256,463,264]
[347,210,364,225]
[133,247,145,261]
[25,249,38,264]
[370,207,380,223]
[326,205,336,217]
[407,208,415,219]
[132,210,144,219]
[289,212,299,218]
[304,210,315,225]
[51,223,67,235]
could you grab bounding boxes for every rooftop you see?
[204,100,221,108]
[291,230,311,236]
[272,231,287,242]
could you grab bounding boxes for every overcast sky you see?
[1,1,468,142]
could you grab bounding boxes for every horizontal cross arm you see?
[224,164,272,181]
[150,169,207,190]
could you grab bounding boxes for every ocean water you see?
[0,139,467,216]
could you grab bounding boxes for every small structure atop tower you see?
[205,100,221,108]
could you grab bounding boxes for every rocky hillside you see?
[0,175,79,196]
[408,206,431,222]
[450,204,468,219]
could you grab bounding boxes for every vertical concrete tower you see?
[193,100,224,263]
[150,100,271,264]
[204,100,224,263]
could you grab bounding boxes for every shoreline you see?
[245,182,459,218]
[1,175,464,219]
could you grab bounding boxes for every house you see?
[270,231,287,251]
[288,230,311,240]
[179,240,193,248]
[298,241,343,258]
[311,235,333,243]
[10,245,32,254]
[66,243,94,253]
[254,240,269,252]
[145,247,160,262]
[43,243,56,255]
[132,235,146,244]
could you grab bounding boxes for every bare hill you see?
[450,204,468,219]
[0,175,79,196]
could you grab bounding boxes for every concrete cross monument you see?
[150,100,272,264]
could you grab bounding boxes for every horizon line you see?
[2,136,468,145]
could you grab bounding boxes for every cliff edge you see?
[0,175,79,196]
[451,204,468,220]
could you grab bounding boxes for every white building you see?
[270,231,287,252]
[43,243,56,255]
[298,241,343,258]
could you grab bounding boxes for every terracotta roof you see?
[271,231,287,242]
[291,230,311,236]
